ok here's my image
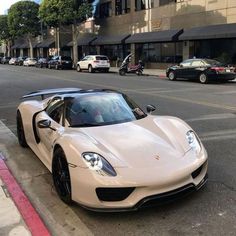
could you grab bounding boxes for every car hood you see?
[74,116,192,168]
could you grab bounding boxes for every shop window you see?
[135,42,182,63]
[100,2,112,18]
[115,0,131,15]
[100,44,124,61]
[159,0,176,6]
[135,0,154,10]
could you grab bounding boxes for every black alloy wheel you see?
[16,110,28,148]
[52,148,72,204]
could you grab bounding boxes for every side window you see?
[180,60,192,67]
[191,60,202,67]
[46,99,64,124]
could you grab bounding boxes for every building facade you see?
[91,0,236,68]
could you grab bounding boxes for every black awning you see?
[91,34,131,45]
[125,29,183,44]
[67,35,97,47]
[37,38,55,48]
[179,23,236,40]
[12,43,22,49]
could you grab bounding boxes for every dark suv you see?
[48,56,73,69]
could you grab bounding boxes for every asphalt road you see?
[0,64,236,236]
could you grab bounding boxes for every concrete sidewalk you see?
[110,67,166,77]
[0,155,50,236]
[0,177,31,236]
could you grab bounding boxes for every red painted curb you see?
[0,154,51,236]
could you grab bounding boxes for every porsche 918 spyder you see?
[17,88,208,211]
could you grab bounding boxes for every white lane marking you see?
[186,113,236,122]
[0,102,19,109]
[199,129,236,141]
[215,91,236,95]
[0,120,94,236]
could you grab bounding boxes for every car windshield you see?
[204,59,224,66]
[66,93,147,127]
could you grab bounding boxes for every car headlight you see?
[82,152,117,177]
[186,130,201,154]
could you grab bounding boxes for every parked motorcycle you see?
[119,54,144,76]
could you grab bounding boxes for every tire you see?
[168,71,176,81]
[88,65,94,73]
[76,64,81,72]
[199,73,208,84]
[16,110,28,148]
[52,148,72,204]
[136,70,143,76]
[119,69,126,76]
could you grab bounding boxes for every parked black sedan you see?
[166,58,236,84]
[48,56,73,70]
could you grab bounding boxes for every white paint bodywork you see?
[18,97,208,210]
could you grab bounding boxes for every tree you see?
[39,0,93,66]
[8,1,40,58]
[0,15,11,56]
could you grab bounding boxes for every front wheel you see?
[52,148,72,204]
[77,64,81,72]
[16,110,28,148]
[199,73,208,84]
[168,71,176,81]
[119,69,126,76]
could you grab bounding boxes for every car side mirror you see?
[37,119,56,131]
[146,105,156,114]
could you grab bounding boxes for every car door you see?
[189,60,205,79]
[36,98,65,169]
[80,56,89,69]
[176,60,193,78]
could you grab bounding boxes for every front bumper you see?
[83,173,208,212]
[70,150,208,211]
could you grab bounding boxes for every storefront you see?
[179,23,236,64]
[126,29,183,68]
[91,34,131,66]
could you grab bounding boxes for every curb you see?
[0,153,51,236]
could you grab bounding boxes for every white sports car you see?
[17,88,208,211]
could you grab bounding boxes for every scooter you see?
[119,54,144,76]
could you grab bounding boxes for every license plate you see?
[226,69,230,72]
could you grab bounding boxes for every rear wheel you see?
[199,73,208,84]
[168,71,176,81]
[77,64,81,72]
[119,69,126,76]
[88,65,94,73]
[52,148,72,204]
[16,110,28,148]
